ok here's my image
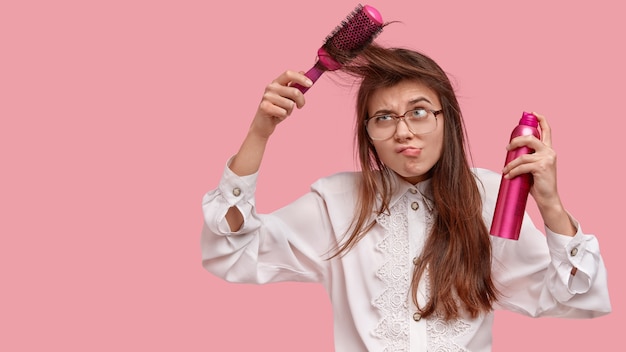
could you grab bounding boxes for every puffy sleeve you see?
[475,168,612,318]
[201,161,335,285]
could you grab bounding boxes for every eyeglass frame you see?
[364,108,443,140]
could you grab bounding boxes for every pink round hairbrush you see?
[294,4,384,93]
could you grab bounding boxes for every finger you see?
[507,134,543,152]
[533,112,552,148]
[269,81,307,109]
[263,91,296,117]
[502,153,536,176]
[258,98,291,120]
[504,149,556,179]
[279,70,314,89]
[504,162,534,179]
[275,70,300,86]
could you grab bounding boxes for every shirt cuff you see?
[545,218,596,295]
[217,156,259,207]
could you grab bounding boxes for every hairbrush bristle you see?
[322,4,384,65]
[293,4,384,93]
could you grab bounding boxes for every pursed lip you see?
[395,145,422,154]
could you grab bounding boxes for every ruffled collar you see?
[386,171,434,211]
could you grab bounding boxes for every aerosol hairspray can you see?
[490,112,541,240]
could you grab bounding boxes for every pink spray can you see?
[490,112,541,240]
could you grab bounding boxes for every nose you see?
[394,118,414,140]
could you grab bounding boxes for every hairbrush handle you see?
[293,65,325,94]
[293,48,342,93]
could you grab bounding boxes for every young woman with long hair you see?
[201,44,611,351]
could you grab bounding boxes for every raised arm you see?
[225,71,313,231]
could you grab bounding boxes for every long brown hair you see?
[334,44,498,320]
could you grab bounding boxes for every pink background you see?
[1,0,623,350]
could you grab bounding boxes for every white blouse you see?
[201,163,611,351]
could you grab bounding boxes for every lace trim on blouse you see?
[372,193,471,351]
[372,195,411,351]
[422,272,471,352]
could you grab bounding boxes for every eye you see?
[408,108,428,119]
[373,114,394,122]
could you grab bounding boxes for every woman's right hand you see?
[249,70,313,139]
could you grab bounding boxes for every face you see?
[367,79,444,184]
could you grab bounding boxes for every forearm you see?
[229,130,270,176]
[222,70,311,231]
[224,132,269,231]
[537,197,576,236]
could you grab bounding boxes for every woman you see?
[201,44,611,351]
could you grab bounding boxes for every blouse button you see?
[232,187,242,197]
[409,188,418,194]
[413,312,422,322]
[411,202,419,211]
[570,247,579,256]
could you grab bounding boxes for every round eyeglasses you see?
[365,108,443,140]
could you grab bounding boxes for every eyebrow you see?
[408,97,432,105]
[371,97,434,116]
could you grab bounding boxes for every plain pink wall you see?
[1,0,623,351]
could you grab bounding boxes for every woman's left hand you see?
[502,112,575,236]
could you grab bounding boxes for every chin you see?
[400,167,434,183]
[398,173,426,184]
